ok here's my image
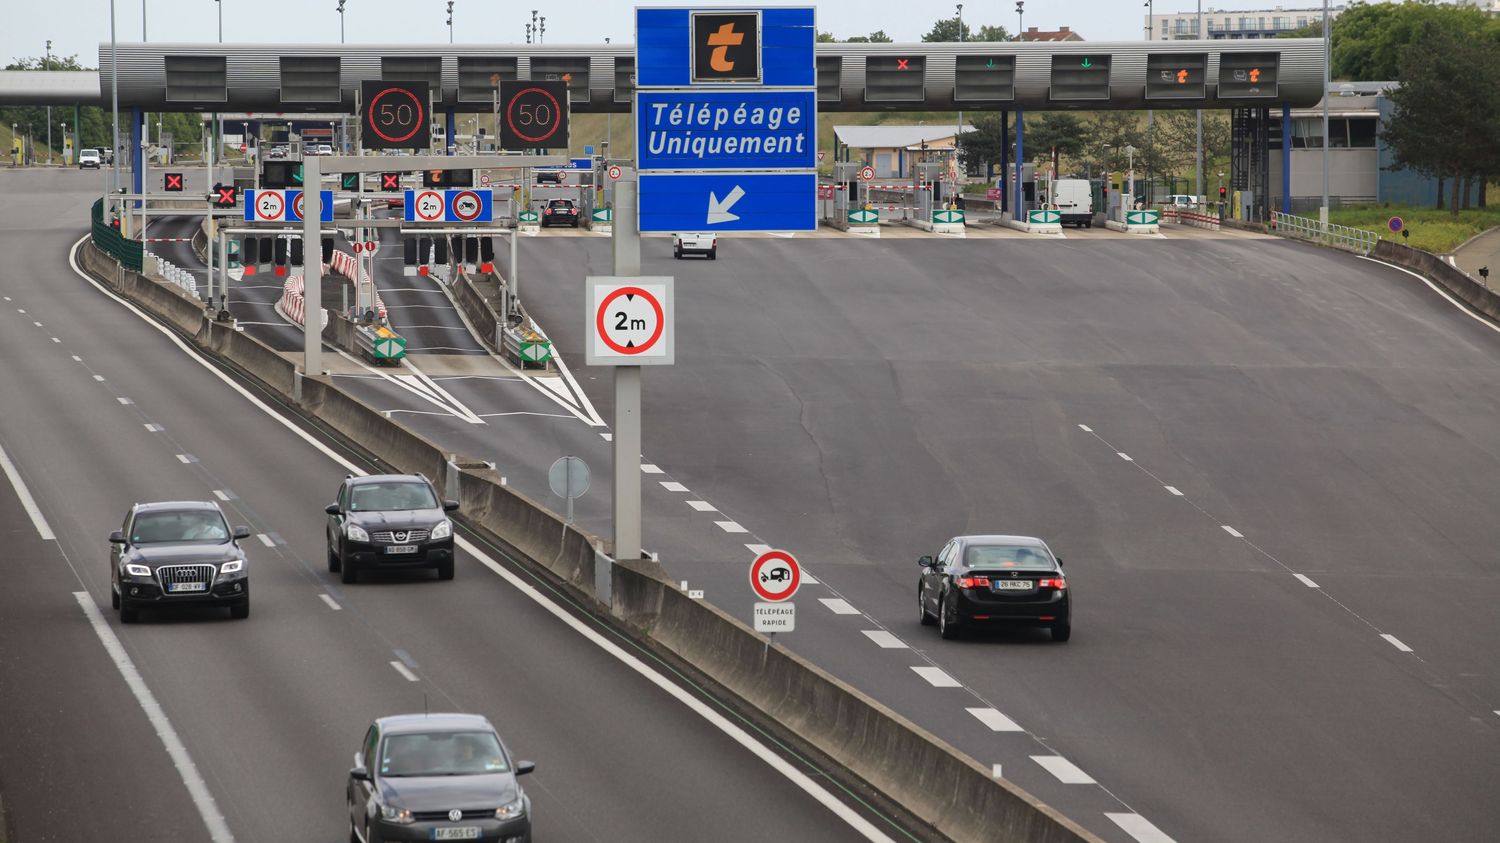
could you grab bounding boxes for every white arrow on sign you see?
[707,185,745,225]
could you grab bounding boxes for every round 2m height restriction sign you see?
[414,190,445,222]
[750,550,801,602]
[254,190,285,222]
[585,276,675,366]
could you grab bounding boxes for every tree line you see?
[3,55,205,156]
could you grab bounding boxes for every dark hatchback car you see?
[540,198,579,227]
[917,535,1071,641]
[327,474,458,584]
[110,501,253,623]
[348,713,535,843]
[534,169,565,184]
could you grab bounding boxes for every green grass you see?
[1326,204,1500,254]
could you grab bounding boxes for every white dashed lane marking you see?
[319,593,342,611]
[745,543,772,555]
[967,707,1024,732]
[176,454,198,464]
[144,424,164,433]
[51,337,60,343]
[256,533,276,548]
[640,463,663,474]
[1164,485,1183,496]
[1107,812,1177,843]
[212,490,234,501]
[819,598,860,615]
[1222,525,1244,538]
[862,630,908,649]
[911,666,961,688]
[93,374,105,381]
[1294,573,1320,588]
[71,355,82,362]
[1031,755,1096,784]
[32,321,42,327]
[117,397,133,405]
[1077,424,1092,432]
[1381,634,1413,653]
[686,500,717,512]
[1117,452,1133,461]
[659,481,689,492]
[715,520,747,533]
[389,661,419,682]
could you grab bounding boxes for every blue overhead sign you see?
[636,7,816,88]
[638,173,816,232]
[637,90,817,171]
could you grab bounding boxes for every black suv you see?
[327,474,458,584]
[110,501,253,623]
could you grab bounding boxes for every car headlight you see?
[345,522,370,542]
[430,519,452,541]
[125,563,152,577]
[495,796,525,820]
[219,560,244,575]
[379,803,413,824]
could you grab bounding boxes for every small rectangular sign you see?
[636,90,817,171]
[754,602,795,633]
[639,172,816,233]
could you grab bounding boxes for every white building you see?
[1145,5,1345,40]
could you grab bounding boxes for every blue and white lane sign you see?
[402,189,493,223]
[637,90,817,172]
[638,172,816,233]
[636,7,816,88]
[247,189,334,222]
[287,190,335,223]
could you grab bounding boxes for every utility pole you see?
[1195,0,1204,203]
[142,0,147,40]
[110,0,121,196]
[611,171,642,564]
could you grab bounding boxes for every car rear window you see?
[350,482,437,512]
[964,545,1054,569]
[548,200,574,208]
[380,731,509,776]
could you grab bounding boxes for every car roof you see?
[133,500,222,513]
[377,713,495,735]
[348,474,428,487]
[955,535,1048,548]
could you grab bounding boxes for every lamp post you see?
[605,36,613,155]
[214,0,222,43]
[110,0,121,195]
[61,121,67,165]
[1320,0,1330,226]
[1015,1,1024,39]
[337,0,345,43]
[955,4,964,158]
[539,16,546,43]
[446,1,454,44]
[45,40,52,166]
[1195,0,1203,203]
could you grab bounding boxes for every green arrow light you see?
[292,165,303,184]
[986,58,995,69]
[1081,57,1093,69]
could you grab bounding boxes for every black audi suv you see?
[348,713,534,843]
[109,501,253,623]
[917,534,1071,641]
[327,474,458,584]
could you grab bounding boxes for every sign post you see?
[302,155,323,379]
[610,173,642,563]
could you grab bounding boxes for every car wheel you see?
[328,543,342,573]
[1051,623,1072,642]
[918,583,934,626]
[437,558,455,581]
[111,583,120,609]
[938,589,961,640]
[230,600,250,620]
[341,557,358,584]
[674,249,681,259]
[709,249,717,260]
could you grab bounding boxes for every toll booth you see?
[1230,108,1273,222]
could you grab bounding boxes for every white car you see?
[674,233,717,260]
[78,149,102,169]
[1165,194,1199,208]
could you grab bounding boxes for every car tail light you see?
[1037,577,1067,589]
[956,576,990,588]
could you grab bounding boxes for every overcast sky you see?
[8,1,1153,67]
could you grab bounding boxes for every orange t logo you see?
[1249,68,1261,83]
[707,23,744,72]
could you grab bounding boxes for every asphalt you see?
[0,169,885,843]
[1452,223,1500,283]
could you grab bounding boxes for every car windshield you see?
[964,544,1055,570]
[350,482,437,512]
[380,732,509,777]
[131,510,229,544]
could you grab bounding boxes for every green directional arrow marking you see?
[292,164,303,184]
[1081,58,1093,69]
[986,58,995,69]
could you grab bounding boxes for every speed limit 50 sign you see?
[499,80,571,151]
[360,80,431,151]
[585,276,674,366]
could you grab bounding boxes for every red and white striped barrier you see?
[277,251,387,328]
[1161,207,1221,231]
[141,237,196,243]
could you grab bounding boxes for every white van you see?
[77,149,102,169]
[1053,179,1094,228]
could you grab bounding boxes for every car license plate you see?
[385,545,418,554]
[995,580,1033,591]
[431,829,480,840]
[167,582,207,593]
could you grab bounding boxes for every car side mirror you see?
[516,761,536,776]
[109,530,127,544]
[443,500,460,513]
[232,526,252,540]
[1054,556,1062,565]
[325,503,340,515]
[349,766,371,782]
[917,555,933,568]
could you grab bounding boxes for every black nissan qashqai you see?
[327,474,459,584]
[110,501,253,623]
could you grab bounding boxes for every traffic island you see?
[1104,209,1162,235]
[843,208,880,237]
[910,208,967,237]
[586,207,613,237]
[1003,209,1065,236]
[517,209,541,236]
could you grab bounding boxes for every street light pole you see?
[1195,0,1203,203]
[1015,1,1024,39]
[955,4,964,166]
[605,37,613,155]
[110,0,121,195]
[1320,0,1330,226]
[45,41,52,166]
[337,0,345,43]
[446,1,454,44]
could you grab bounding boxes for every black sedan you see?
[348,713,534,843]
[110,501,253,623]
[917,535,1071,641]
[327,474,458,584]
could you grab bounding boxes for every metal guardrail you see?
[1271,212,1379,255]
[91,198,144,272]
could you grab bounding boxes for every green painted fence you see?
[91,198,143,272]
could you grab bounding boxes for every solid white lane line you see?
[1164,485,1183,496]
[686,500,717,512]
[745,543,773,555]
[967,707,1024,732]
[911,666,961,688]
[67,238,896,843]
[212,490,232,501]
[660,481,689,492]
[144,423,164,433]
[1359,257,1500,336]
[319,593,342,611]
[1381,634,1413,653]
[1031,755,1096,784]
[117,396,133,405]
[862,630,908,649]
[73,593,236,842]
[0,440,56,540]
[640,463,663,474]
[1078,424,1093,432]
[1222,525,1244,538]
[819,598,860,616]
[1294,573,1320,588]
[389,660,420,682]
[1106,812,1177,843]
[715,520,748,533]
[256,533,276,548]
[1117,452,1133,461]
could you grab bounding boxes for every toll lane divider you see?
[78,239,1103,843]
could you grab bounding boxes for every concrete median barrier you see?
[1373,240,1500,323]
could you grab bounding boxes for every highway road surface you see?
[0,168,895,843]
